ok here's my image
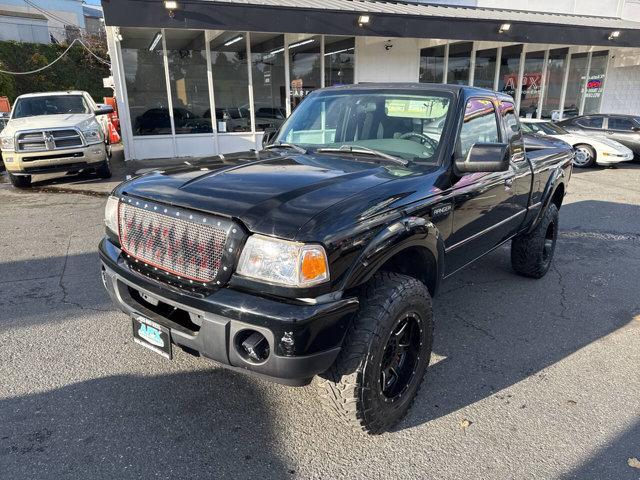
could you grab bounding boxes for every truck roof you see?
[16,91,89,99]
[320,83,515,102]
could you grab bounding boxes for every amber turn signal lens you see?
[300,249,328,282]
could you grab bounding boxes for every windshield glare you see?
[523,121,568,136]
[12,95,90,119]
[276,91,453,162]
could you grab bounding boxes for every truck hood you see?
[1,113,97,136]
[115,151,414,240]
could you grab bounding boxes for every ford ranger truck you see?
[0,91,113,188]
[99,84,572,433]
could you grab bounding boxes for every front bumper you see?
[597,151,634,165]
[99,238,358,386]
[3,144,107,174]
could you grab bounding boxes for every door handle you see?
[505,178,514,189]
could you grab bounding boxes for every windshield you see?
[12,95,90,119]
[276,91,453,163]
[522,121,568,136]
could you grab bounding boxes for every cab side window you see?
[576,116,604,129]
[458,99,500,158]
[608,116,637,131]
[499,101,522,143]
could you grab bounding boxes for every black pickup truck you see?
[100,84,572,433]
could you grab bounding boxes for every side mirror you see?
[632,126,640,133]
[94,105,114,116]
[455,143,510,173]
[262,127,278,147]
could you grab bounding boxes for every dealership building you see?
[101,0,640,160]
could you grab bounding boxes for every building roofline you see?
[102,0,640,48]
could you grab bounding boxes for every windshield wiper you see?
[263,142,307,154]
[316,145,408,166]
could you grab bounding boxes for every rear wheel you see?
[316,272,434,434]
[511,203,559,279]
[9,173,32,188]
[573,144,596,168]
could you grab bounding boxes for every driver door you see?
[445,98,518,274]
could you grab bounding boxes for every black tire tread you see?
[315,272,432,434]
[96,160,112,179]
[511,203,559,278]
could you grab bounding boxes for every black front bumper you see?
[99,238,358,386]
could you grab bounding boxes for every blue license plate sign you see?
[132,315,172,359]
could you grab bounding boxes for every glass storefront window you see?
[498,45,523,99]
[250,33,287,131]
[419,45,445,83]
[563,52,589,118]
[583,51,609,115]
[474,48,497,89]
[540,48,568,119]
[120,28,170,136]
[519,50,545,118]
[209,31,251,133]
[165,30,212,134]
[325,36,355,87]
[447,42,472,85]
[289,35,321,111]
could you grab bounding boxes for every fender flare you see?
[528,167,566,233]
[339,216,445,295]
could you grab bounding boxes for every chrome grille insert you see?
[17,128,83,152]
[118,201,230,284]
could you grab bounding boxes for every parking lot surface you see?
[1,164,639,479]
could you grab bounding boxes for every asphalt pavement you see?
[0,162,639,480]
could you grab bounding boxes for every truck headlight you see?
[104,196,119,235]
[237,235,329,287]
[0,136,14,151]
[82,128,102,145]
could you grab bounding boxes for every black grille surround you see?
[117,196,246,293]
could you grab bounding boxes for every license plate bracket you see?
[132,315,172,359]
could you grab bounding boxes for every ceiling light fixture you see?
[289,39,315,49]
[224,35,243,46]
[324,47,355,56]
[609,30,621,40]
[357,14,371,27]
[269,39,315,56]
[499,23,511,33]
[149,31,162,51]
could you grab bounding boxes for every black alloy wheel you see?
[379,313,423,401]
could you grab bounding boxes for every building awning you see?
[102,0,640,47]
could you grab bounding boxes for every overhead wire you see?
[0,38,110,75]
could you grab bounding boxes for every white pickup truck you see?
[0,91,113,188]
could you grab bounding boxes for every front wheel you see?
[316,272,434,434]
[95,158,112,179]
[511,203,559,279]
[9,173,32,188]
[573,144,596,168]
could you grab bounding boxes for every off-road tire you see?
[95,159,112,179]
[573,144,596,168]
[9,173,32,188]
[316,272,434,434]
[511,203,559,279]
